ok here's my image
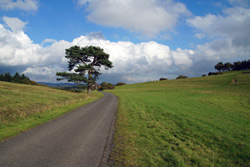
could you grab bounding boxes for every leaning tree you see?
[56,45,113,94]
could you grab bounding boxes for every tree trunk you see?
[87,70,92,94]
[87,86,91,94]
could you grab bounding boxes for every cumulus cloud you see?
[86,32,105,40]
[187,7,250,46]
[0,0,38,11]
[2,12,249,84]
[187,6,250,67]
[2,16,28,32]
[41,39,57,46]
[0,17,195,83]
[78,0,190,37]
[70,36,194,81]
[228,0,249,7]
[22,67,65,82]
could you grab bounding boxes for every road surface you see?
[0,92,118,167]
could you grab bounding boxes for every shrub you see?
[176,75,188,79]
[99,82,115,90]
[208,72,223,76]
[116,82,126,86]
[159,78,168,81]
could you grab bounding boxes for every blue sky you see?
[0,0,221,48]
[0,0,250,83]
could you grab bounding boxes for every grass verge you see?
[107,71,250,167]
[0,81,103,141]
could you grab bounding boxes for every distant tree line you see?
[0,72,39,85]
[215,59,250,72]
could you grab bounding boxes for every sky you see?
[0,0,250,84]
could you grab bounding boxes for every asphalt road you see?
[0,92,118,167]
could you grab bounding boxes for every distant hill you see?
[38,82,79,88]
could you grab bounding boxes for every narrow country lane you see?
[0,92,118,167]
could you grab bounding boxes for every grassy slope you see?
[107,71,250,167]
[0,81,103,141]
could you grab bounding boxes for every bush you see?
[202,74,206,77]
[159,78,168,81]
[176,75,188,79]
[99,82,115,90]
[208,72,223,76]
[116,82,126,86]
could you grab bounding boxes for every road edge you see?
[98,93,118,167]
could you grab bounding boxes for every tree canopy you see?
[56,45,113,93]
[215,62,224,72]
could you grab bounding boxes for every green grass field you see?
[107,71,250,167]
[0,81,103,141]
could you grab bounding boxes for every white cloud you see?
[228,0,249,7]
[187,7,250,46]
[187,6,250,69]
[71,36,193,79]
[86,32,105,40]
[41,39,57,46]
[2,14,249,84]
[171,48,193,69]
[0,17,194,83]
[22,67,64,82]
[0,17,71,71]
[195,38,250,61]
[0,0,38,11]
[194,33,205,39]
[78,0,190,37]
[3,16,28,32]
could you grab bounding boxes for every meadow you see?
[0,81,103,141]
[108,71,250,167]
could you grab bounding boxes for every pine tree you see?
[57,45,113,94]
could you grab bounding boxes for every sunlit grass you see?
[108,71,250,167]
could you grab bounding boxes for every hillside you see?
[0,81,103,141]
[107,71,250,167]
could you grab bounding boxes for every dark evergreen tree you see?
[233,61,241,71]
[247,59,250,69]
[13,72,21,83]
[56,45,113,94]
[4,73,12,82]
[0,73,4,81]
[0,72,37,85]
